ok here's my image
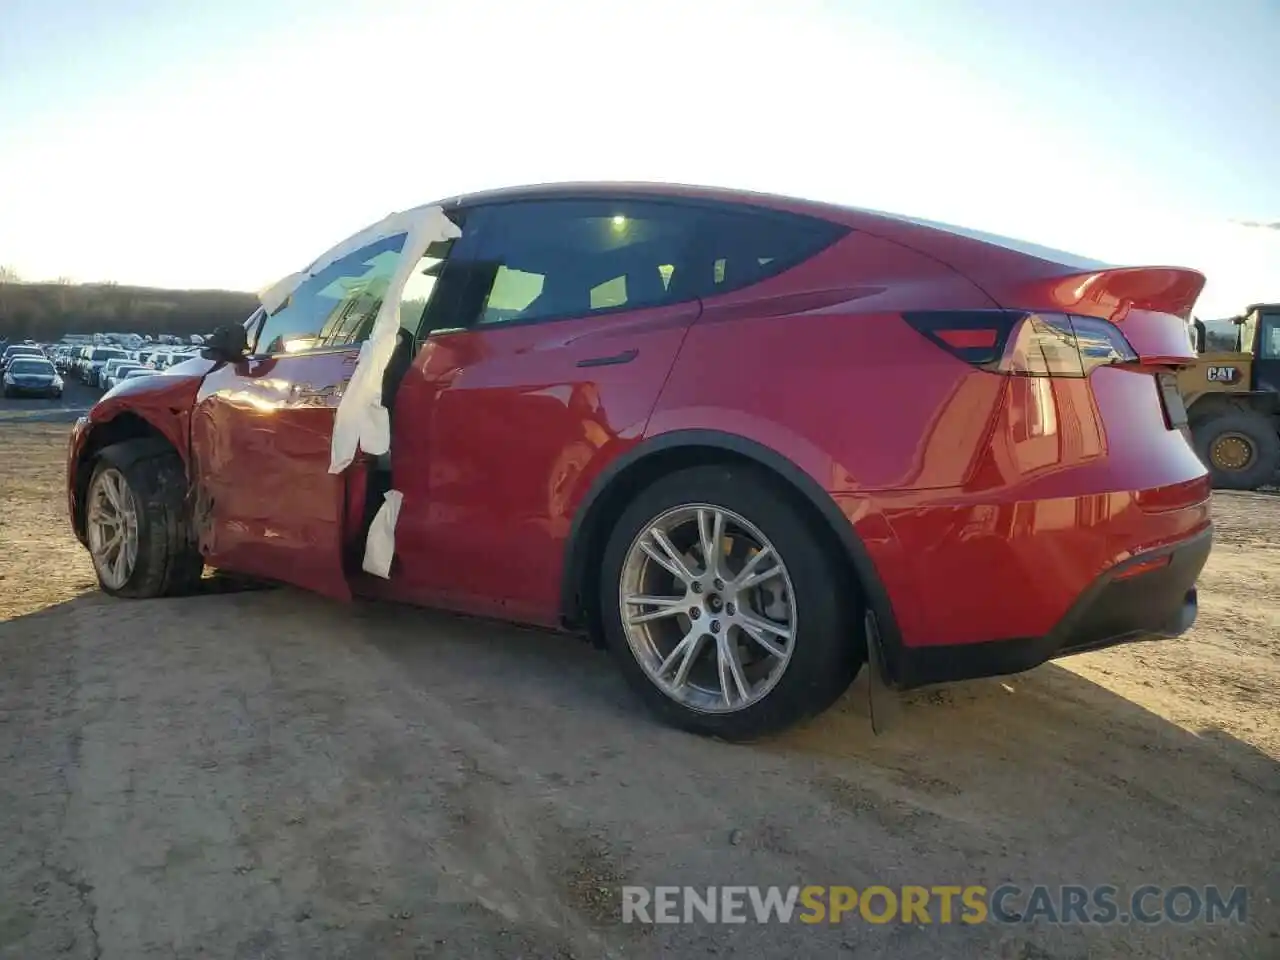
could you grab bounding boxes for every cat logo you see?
[1206,366,1241,384]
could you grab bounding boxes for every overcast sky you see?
[0,0,1276,317]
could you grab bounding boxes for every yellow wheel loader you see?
[1181,303,1280,489]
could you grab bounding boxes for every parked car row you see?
[0,339,209,401]
[51,343,204,390]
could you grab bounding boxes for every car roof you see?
[429,181,1106,270]
[434,181,846,221]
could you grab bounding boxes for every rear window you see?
[92,348,127,361]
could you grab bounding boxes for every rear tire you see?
[599,463,862,741]
[86,449,205,598]
[1193,409,1280,490]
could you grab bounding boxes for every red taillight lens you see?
[903,311,1137,378]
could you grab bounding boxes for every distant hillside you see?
[0,281,258,342]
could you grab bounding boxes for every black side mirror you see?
[202,324,249,363]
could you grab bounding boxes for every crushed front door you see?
[189,230,419,599]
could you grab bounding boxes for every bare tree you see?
[0,265,21,283]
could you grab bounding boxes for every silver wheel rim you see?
[87,467,139,590]
[619,503,796,714]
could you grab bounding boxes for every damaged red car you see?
[67,183,1213,739]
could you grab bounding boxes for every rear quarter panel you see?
[647,229,1004,654]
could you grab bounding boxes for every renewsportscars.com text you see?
[621,884,1248,926]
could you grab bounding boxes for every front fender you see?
[67,367,212,542]
[86,365,213,461]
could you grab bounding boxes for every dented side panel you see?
[190,350,363,600]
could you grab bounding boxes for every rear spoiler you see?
[840,211,1206,365]
[1001,266,1206,366]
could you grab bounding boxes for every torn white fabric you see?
[328,206,460,474]
[362,489,404,579]
[254,203,460,475]
[258,206,434,315]
[254,204,459,578]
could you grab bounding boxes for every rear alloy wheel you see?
[86,450,204,598]
[1193,409,1280,490]
[600,464,862,740]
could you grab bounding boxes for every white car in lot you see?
[84,347,129,386]
[104,363,146,390]
[98,357,138,389]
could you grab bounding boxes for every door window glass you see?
[456,199,706,328]
[255,233,407,355]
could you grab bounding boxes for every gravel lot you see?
[1,421,1277,959]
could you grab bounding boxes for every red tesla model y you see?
[67,183,1212,739]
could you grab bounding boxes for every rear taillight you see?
[903,310,1137,377]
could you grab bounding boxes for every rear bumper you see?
[894,524,1211,688]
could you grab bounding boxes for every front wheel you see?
[86,450,205,598]
[599,464,863,740]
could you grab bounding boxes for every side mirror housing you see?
[202,324,249,363]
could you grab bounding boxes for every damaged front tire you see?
[86,448,204,598]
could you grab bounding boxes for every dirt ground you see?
[1,422,1276,959]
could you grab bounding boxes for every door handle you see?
[576,348,638,368]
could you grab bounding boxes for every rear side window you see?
[695,206,846,297]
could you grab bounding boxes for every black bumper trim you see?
[895,524,1212,689]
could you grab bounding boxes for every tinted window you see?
[1261,313,1280,360]
[255,233,407,355]
[452,199,704,328]
[697,206,846,296]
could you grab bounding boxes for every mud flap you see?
[864,609,901,735]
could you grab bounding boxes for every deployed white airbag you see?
[362,490,403,578]
[329,206,459,474]
[257,203,460,578]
